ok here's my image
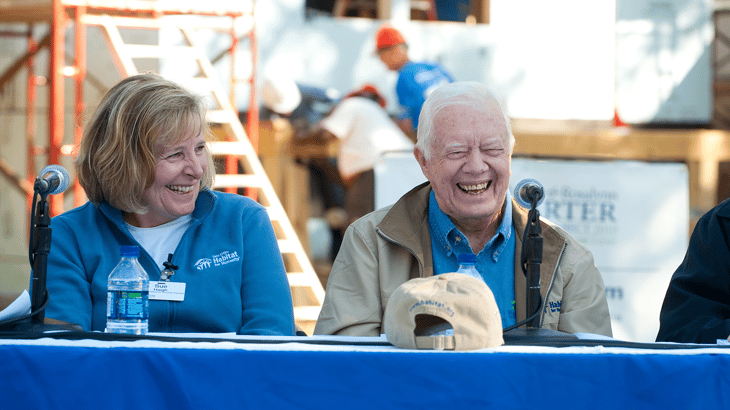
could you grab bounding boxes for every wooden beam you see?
[0,156,33,196]
[0,31,51,94]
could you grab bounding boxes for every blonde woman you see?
[45,73,294,335]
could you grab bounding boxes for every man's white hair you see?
[415,81,514,160]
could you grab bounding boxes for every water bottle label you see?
[107,290,149,320]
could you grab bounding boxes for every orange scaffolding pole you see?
[247,1,259,153]
[25,26,39,237]
[49,0,66,216]
[72,5,86,207]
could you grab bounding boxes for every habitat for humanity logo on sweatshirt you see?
[194,251,240,270]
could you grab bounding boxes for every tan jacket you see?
[314,182,612,337]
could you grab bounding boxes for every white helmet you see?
[261,73,302,115]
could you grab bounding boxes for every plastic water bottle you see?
[106,245,149,335]
[456,253,483,281]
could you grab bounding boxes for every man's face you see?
[377,44,407,71]
[415,101,511,230]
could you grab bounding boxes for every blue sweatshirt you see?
[44,189,295,335]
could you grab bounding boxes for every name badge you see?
[149,281,186,301]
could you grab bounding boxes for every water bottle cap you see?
[457,253,476,264]
[120,245,140,257]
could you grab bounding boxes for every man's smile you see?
[457,181,491,194]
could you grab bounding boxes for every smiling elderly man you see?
[313,81,612,338]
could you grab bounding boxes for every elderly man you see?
[314,81,612,338]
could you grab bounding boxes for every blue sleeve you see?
[44,216,94,330]
[238,207,295,336]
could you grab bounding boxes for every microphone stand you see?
[524,196,542,328]
[29,194,52,324]
[0,190,81,333]
[503,193,577,344]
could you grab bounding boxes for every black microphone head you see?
[39,164,70,195]
[513,178,544,208]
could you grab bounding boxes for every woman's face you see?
[128,132,208,228]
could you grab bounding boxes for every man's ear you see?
[414,146,426,168]
[413,146,431,181]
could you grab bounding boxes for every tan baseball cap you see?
[384,272,504,350]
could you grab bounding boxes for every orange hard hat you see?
[375,25,405,51]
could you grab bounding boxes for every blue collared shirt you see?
[428,190,517,328]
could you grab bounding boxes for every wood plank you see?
[0,0,252,23]
[99,15,138,76]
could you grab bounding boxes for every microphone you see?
[34,165,70,196]
[514,178,544,208]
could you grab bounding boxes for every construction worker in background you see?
[375,23,455,140]
[315,84,415,225]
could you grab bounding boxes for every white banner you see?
[511,158,689,342]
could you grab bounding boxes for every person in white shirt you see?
[317,84,415,224]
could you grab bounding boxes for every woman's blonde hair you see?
[75,73,215,214]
